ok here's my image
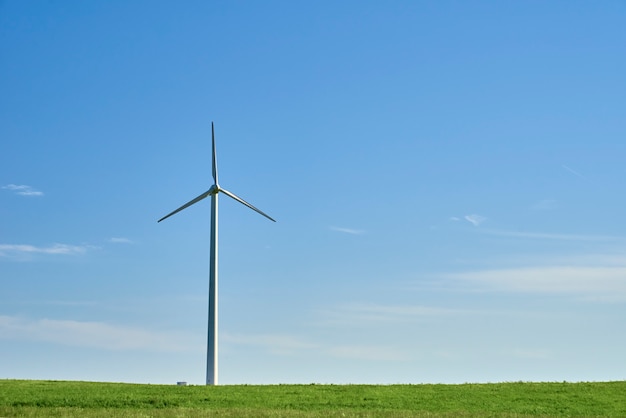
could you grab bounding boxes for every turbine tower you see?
[158,122,275,385]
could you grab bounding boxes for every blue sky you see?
[1,0,625,385]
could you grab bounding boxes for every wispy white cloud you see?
[223,333,317,355]
[43,300,100,308]
[2,184,43,196]
[512,348,551,360]
[330,226,365,235]
[223,332,412,362]
[109,237,133,244]
[448,264,626,300]
[0,243,93,258]
[0,316,196,352]
[531,199,557,211]
[478,229,623,242]
[318,303,465,326]
[449,217,461,222]
[464,214,486,227]
[326,345,411,361]
[562,164,586,179]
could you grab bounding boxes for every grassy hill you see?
[1,380,625,417]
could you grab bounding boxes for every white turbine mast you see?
[158,122,275,385]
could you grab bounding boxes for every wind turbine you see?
[158,122,275,385]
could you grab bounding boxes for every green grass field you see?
[1,380,625,417]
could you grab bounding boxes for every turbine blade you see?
[212,122,218,185]
[158,189,212,223]
[220,188,276,222]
